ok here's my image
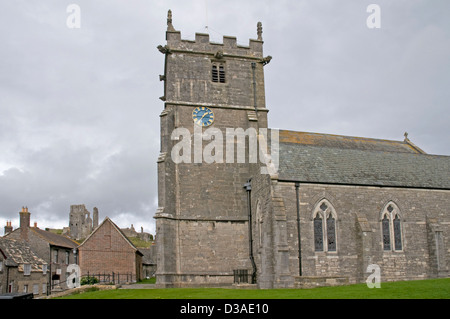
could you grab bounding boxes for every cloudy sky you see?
[1,0,449,236]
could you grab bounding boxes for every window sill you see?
[382,250,405,255]
[314,251,338,256]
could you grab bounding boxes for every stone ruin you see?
[67,204,98,241]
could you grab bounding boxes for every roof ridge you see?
[278,130,422,154]
[30,227,79,247]
[279,129,406,144]
[104,217,139,251]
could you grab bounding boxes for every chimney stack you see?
[19,206,31,241]
[4,221,13,235]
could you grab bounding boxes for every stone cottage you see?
[5,207,79,291]
[0,237,48,296]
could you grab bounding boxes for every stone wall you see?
[4,268,48,296]
[261,182,450,285]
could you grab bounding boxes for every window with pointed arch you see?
[313,199,337,252]
[381,202,403,251]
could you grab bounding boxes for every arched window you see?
[313,200,337,252]
[381,202,403,251]
[314,214,323,251]
[327,214,336,251]
[393,215,402,250]
[382,214,391,250]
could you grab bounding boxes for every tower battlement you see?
[157,10,271,109]
[163,10,267,59]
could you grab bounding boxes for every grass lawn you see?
[56,278,450,299]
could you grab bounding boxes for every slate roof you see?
[30,227,79,249]
[139,246,157,265]
[277,130,450,189]
[279,130,424,154]
[0,238,47,271]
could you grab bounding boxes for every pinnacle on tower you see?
[167,9,175,32]
[257,21,263,41]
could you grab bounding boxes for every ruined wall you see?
[69,205,99,241]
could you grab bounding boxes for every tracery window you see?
[382,215,391,250]
[313,200,337,252]
[393,215,402,250]
[381,202,403,252]
[314,214,323,251]
[327,214,336,251]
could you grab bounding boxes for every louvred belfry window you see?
[212,63,225,83]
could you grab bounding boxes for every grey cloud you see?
[1,1,448,235]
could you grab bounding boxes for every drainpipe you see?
[6,265,10,293]
[295,182,302,276]
[48,245,52,295]
[244,180,257,284]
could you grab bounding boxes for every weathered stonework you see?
[155,11,270,288]
[69,204,99,241]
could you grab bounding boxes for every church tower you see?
[155,10,272,287]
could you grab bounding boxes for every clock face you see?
[192,106,214,127]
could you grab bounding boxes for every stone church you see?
[154,11,450,288]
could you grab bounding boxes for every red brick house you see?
[77,217,143,282]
